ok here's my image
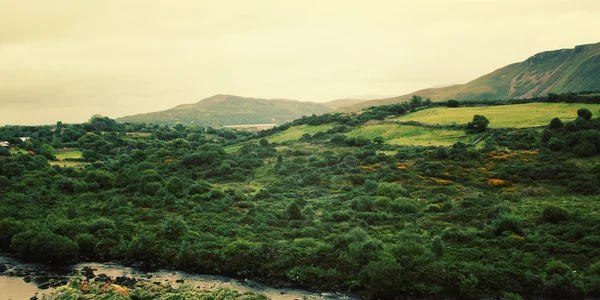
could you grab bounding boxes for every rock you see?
[30,296,38,300]
[175,279,185,284]
[280,291,288,295]
[23,275,32,283]
[0,264,8,273]
[39,281,53,290]
[153,281,161,285]
[81,266,95,279]
[94,274,111,283]
[115,276,137,289]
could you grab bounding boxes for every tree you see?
[577,108,593,121]
[410,95,423,108]
[467,115,490,132]
[373,136,384,145]
[259,138,269,147]
[286,202,303,220]
[447,99,460,108]
[549,117,563,129]
[40,144,55,160]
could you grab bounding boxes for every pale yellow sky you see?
[1,0,600,125]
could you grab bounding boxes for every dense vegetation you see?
[1,101,600,299]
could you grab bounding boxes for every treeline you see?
[442,91,600,108]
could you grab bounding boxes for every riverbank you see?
[0,256,359,300]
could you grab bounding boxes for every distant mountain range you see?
[117,95,333,126]
[337,42,600,112]
[118,42,600,125]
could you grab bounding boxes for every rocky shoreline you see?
[0,256,359,300]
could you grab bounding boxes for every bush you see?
[546,260,573,276]
[11,230,79,263]
[491,214,524,236]
[587,261,600,276]
[377,182,408,198]
[549,117,563,129]
[577,108,593,120]
[447,99,460,107]
[390,198,419,214]
[542,205,570,223]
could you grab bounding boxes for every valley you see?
[2,94,600,299]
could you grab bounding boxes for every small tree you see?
[466,115,490,133]
[410,95,423,108]
[286,202,303,220]
[577,108,592,120]
[549,117,563,129]
[447,99,460,108]
[259,138,269,147]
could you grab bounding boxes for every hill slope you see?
[338,42,600,112]
[117,95,331,126]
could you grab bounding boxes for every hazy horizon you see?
[1,0,600,125]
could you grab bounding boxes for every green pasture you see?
[394,103,600,128]
[345,124,470,146]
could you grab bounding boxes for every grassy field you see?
[265,124,335,143]
[48,161,88,168]
[54,150,83,160]
[345,124,470,146]
[394,103,600,128]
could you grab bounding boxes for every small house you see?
[19,137,31,143]
[0,141,10,148]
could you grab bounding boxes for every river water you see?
[0,256,359,300]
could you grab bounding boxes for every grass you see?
[10,148,28,155]
[265,125,335,143]
[345,124,470,146]
[48,161,88,168]
[54,150,83,160]
[394,103,600,128]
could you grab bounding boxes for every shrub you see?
[286,202,303,220]
[491,214,524,236]
[161,217,188,240]
[447,99,460,107]
[542,205,570,223]
[577,108,593,120]
[549,117,563,129]
[390,198,419,214]
[11,230,79,263]
[377,182,408,198]
[587,261,600,276]
[545,260,572,276]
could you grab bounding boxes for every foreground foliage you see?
[1,100,600,299]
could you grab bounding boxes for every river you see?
[0,256,359,300]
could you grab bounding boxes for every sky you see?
[1,0,600,125]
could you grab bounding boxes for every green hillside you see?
[338,42,600,112]
[2,100,600,299]
[117,95,331,126]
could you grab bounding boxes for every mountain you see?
[337,42,600,112]
[322,99,367,109]
[117,95,331,126]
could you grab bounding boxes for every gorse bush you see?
[542,205,570,223]
[492,213,525,236]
